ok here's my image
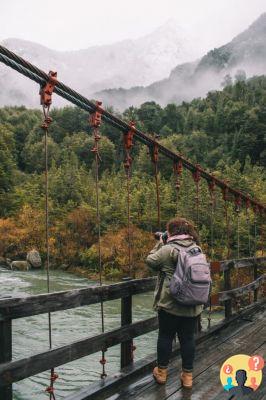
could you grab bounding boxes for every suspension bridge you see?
[0,45,265,400]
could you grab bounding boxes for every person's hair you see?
[166,217,200,245]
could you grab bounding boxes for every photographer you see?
[146,217,203,389]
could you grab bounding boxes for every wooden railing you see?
[0,256,265,400]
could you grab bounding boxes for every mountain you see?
[96,13,266,110]
[0,21,200,107]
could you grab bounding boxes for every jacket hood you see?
[167,238,195,247]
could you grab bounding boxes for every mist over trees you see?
[0,76,265,278]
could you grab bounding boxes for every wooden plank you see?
[167,327,266,400]
[210,343,266,400]
[131,304,266,400]
[219,274,265,301]
[0,277,156,321]
[220,256,266,271]
[144,308,266,400]
[0,316,158,387]
[63,300,265,400]
[0,319,12,400]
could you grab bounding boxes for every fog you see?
[1,0,266,53]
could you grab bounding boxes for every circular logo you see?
[220,354,264,393]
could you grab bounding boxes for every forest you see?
[0,75,265,279]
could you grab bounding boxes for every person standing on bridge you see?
[146,217,204,389]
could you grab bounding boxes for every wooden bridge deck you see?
[72,301,265,400]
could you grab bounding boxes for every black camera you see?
[154,231,168,244]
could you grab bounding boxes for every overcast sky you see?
[1,0,266,51]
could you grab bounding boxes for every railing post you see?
[224,266,232,318]
[253,262,258,302]
[121,278,133,369]
[0,319,12,400]
[195,315,202,334]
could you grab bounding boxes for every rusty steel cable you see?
[0,46,265,214]
[193,168,201,228]
[123,124,134,275]
[150,143,161,230]
[41,105,58,400]
[254,213,257,257]
[246,208,252,258]
[39,70,59,399]
[125,170,132,274]
[208,181,215,260]
[245,205,253,303]
[173,160,183,216]
[89,105,107,379]
[235,205,241,299]
[222,187,231,259]
[207,180,215,329]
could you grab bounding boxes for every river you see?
[0,268,222,399]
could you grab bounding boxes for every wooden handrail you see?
[219,274,266,301]
[0,317,158,387]
[220,256,266,271]
[0,277,156,321]
[0,257,265,321]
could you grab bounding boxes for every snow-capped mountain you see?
[0,20,200,107]
[97,13,266,110]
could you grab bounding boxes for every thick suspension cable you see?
[0,46,265,214]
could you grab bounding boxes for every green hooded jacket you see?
[146,238,203,317]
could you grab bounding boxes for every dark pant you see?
[157,309,197,372]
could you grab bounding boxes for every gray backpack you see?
[169,243,211,306]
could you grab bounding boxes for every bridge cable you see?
[173,160,183,216]
[123,122,137,359]
[222,185,231,259]
[207,179,216,328]
[235,195,241,312]
[245,199,252,304]
[39,71,59,399]
[246,200,252,257]
[150,141,161,230]
[192,167,201,229]
[123,122,135,276]
[89,101,107,379]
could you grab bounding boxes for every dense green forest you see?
[0,76,265,278]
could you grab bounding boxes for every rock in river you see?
[27,249,42,268]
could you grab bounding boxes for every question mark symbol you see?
[223,364,233,374]
[249,355,264,371]
[253,357,259,371]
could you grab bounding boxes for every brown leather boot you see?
[180,371,193,389]
[153,366,168,384]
